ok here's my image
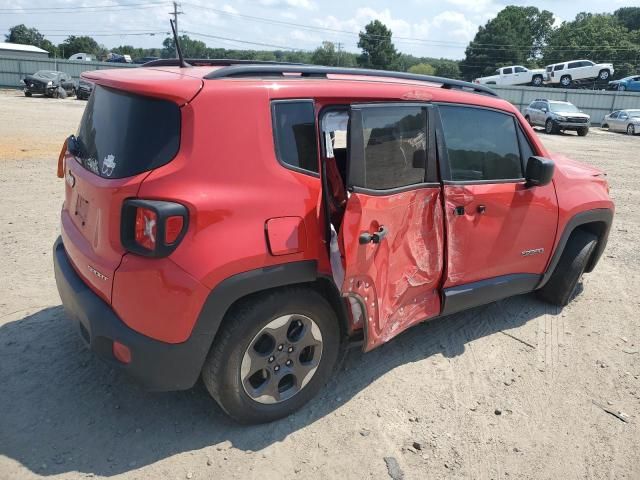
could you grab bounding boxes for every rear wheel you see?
[525,115,532,126]
[560,75,572,88]
[24,91,31,97]
[201,287,341,424]
[628,124,636,135]
[598,69,610,81]
[545,119,557,134]
[531,75,543,87]
[537,230,597,306]
[577,127,589,136]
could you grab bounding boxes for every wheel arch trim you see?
[538,208,614,289]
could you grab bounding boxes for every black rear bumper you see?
[53,236,210,391]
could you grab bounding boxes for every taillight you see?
[122,199,188,257]
[57,137,68,178]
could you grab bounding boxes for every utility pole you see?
[170,1,184,58]
[336,42,343,67]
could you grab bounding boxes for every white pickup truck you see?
[474,65,545,87]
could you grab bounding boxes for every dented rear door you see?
[340,103,444,351]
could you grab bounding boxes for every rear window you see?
[75,85,180,179]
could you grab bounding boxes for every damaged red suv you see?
[53,60,614,423]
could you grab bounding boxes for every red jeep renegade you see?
[53,60,614,423]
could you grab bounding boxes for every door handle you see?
[477,205,486,214]
[359,226,389,244]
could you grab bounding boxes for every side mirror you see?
[541,107,548,113]
[525,156,554,188]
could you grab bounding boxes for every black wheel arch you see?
[538,208,613,288]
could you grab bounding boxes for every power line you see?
[183,30,296,51]
[169,1,184,58]
[0,1,171,14]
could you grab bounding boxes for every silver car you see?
[524,99,591,136]
[602,109,640,135]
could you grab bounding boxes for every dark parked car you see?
[22,70,76,98]
[76,77,94,100]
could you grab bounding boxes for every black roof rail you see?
[203,64,498,97]
[142,58,305,68]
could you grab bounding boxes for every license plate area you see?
[75,194,89,226]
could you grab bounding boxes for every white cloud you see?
[445,0,495,13]
[257,0,317,10]
[222,4,239,14]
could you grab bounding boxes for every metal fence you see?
[0,55,137,88]
[491,85,640,125]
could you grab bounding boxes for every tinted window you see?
[503,67,513,74]
[75,85,180,179]
[358,106,427,190]
[568,62,581,69]
[515,66,526,73]
[554,64,565,71]
[439,106,523,182]
[610,111,619,119]
[272,101,318,174]
[582,61,594,67]
[518,128,535,168]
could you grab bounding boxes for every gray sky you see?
[1,0,638,59]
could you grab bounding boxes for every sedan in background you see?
[22,70,76,98]
[608,75,640,92]
[76,78,94,100]
[602,109,640,135]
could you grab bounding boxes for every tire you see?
[525,115,532,126]
[531,75,543,87]
[201,287,341,424]
[618,84,626,91]
[560,75,572,88]
[537,230,597,307]
[627,124,636,135]
[577,127,589,136]
[545,119,557,134]
[598,69,610,81]
[601,124,609,129]
[24,91,32,97]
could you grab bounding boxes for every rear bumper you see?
[53,236,209,391]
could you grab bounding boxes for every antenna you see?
[170,19,190,68]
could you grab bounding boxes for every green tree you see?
[461,6,554,80]
[614,7,640,32]
[434,61,461,79]
[408,63,435,75]
[6,24,56,55]
[58,35,100,58]
[357,20,398,70]
[161,35,208,58]
[544,13,640,78]
[311,41,339,66]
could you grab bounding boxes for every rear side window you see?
[75,86,180,179]
[353,105,427,190]
[439,106,523,182]
[554,64,565,71]
[272,101,319,174]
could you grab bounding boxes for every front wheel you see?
[628,124,636,135]
[618,84,626,91]
[537,230,597,306]
[577,127,589,136]
[24,91,32,97]
[545,119,557,134]
[201,287,341,424]
[560,75,572,88]
[598,69,610,81]
[531,75,543,87]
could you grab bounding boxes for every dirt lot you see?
[0,88,639,480]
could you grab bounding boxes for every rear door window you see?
[75,85,180,179]
[568,62,581,69]
[272,100,319,175]
[503,67,513,74]
[349,105,428,190]
[554,64,565,71]
[438,105,523,182]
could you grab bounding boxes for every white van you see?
[68,53,93,62]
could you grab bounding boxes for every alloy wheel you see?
[241,314,323,404]
[628,124,635,135]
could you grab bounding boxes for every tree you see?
[614,7,640,32]
[6,24,56,55]
[357,20,398,70]
[161,35,209,58]
[434,61,461,79]
[59,35,100,58]
[311,41,339,66]
[408,63,435,75]
[461,6,554,80]
[544,13,640,78]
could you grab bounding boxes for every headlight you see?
[556,116,567,121]
[47,81,53,86]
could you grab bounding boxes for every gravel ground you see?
[0,89,639,480]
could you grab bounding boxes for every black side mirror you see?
[541,107,548,112]
[525,156,554,187]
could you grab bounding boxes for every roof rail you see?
[203,64,498,97]
[142,58,304,67]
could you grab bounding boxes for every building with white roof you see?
[0,42,49,59]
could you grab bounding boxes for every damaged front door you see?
[340,103,444,350]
